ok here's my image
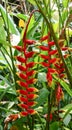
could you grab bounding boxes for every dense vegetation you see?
[0,0,72,130]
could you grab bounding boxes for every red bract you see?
[26,62,35,68]
[25,51,35,58]
[18,104,28,110]
[20,111,28,116]
[40,54,49,60]
[40,35,49,41]
[17,73,27,80]
[56,85,64,103]
[25,39,36,45]
[15,56,26,63]
[49,50,57,55]
[27,87,39,92]
[48,41,55,46]
[18,96,28,103]
[13,46,24,52]
[39,46,48,51]
[26,70,36,76]
[17,90,28,95]
[16,64,27,71]
[27,94,38,99]
[17,81,28,88]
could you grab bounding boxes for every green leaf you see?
[17,13,29,21]
[62,0,69,8]
[28,0,36,5]
[35,88,49,108]
[38,72,47,82]
[0,5,19,35]
[0,20,6,41]
[53,75,72,97]
[50,121,59,130]
[0,39,10,46]
[63,114,71,126]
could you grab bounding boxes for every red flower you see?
[18,96,28,103]
[17,81,28,88]
[15,56,26,63]
[16,73,27,80]
[24,39,36,45]
[20,111,28,116]
[16,64,27,71]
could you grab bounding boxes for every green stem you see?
[34,0,72,87]
[5,0,16,88]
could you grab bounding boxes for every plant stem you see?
[5,0,17,89]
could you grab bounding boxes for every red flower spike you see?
[17,81,28,88]
[26,62,35,68]
[48,41,55,46]
[56,85,63,103]
[17,90,28,95]
[40,54,49,60]
[27,70,37,77]
[16,72,27,80]
[25,51,35,58]
[18,96,28,103]
[41,62,49,67]
[49,50,58,55]
[13,46,24,52]
[39,46,48,51]
[27,87,39,92]
[20,111,28,116]
[18,104,28,110]
[27,109,36,115]
[47,72,52,85]
[28,101,37,106]
[15,56,26,63]
[16,64,27,71]
[40,35,49,41]
[27,94,38,99]
[27,78,37,84]
[25,39,36,45]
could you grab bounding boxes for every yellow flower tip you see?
[31,110,37,115]
[68,47,72,51]
[16,80,20,85]
[34,94,39,99]
[33,79,38,83]
[16,90,20,93]
[34,87,39,92]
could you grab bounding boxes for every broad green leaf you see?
[0,18,6,41]
[0,5,19,35]
[38,72,47,82]
[35,88,49,108]
[53,75,72,97]
[27,14,42,38]
[50,121,59,130]
[63,114,71,126]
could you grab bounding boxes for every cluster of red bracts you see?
[13,39,38,116]
[39,34,69,103]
